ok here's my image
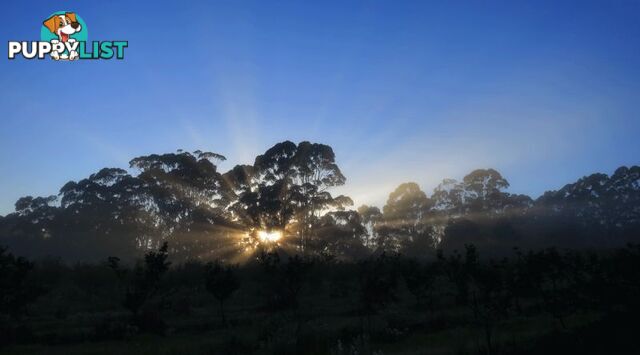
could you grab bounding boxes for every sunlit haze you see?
[257,230,283,243]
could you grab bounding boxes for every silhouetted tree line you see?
[0,141,638,262]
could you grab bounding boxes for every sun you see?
[257,230,282,242]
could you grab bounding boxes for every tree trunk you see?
[484,319,493,355]
[219,299,227,327]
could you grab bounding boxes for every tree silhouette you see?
[401,258,436,309]
[1,140,639,262]
[0,246,41,320]
[129,151,236,259]
[377,183,433,254]
[358,253,399,322]
[205,260,240,327]
[257,251,312,312]
[314,210,369,260]
[227,141,351,253]
[357,205,382,249]
[467,258,512,355]
[109,242,171,333]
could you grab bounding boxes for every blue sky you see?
[1,0,639,215]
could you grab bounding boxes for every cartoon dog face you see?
[43,12,82,42]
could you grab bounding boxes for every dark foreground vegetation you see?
[2,243,640,354]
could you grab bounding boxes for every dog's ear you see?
[43,16,58,33]
[66,12,77,23]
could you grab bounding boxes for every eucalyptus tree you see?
[226,141,352,253]
[1,195,60,257]
[128,150,237,260]
[4,150,234,261]
[314,210,369,260]
[536,165,640,246]
[357,205,383,249]
[377,182,433,254]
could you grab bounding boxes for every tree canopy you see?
[1,141,639,262]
